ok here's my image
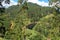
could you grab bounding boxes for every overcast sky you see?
[2,0,49,8]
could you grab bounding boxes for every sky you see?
[2,0,49,7]
[2,0,18,8]
[13,0,18,2]
[39,0,48,2]
[27,0,49,6]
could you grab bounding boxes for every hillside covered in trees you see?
[0,0,60,40]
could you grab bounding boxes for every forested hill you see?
[6,2,56,22]
[0,2,60,40]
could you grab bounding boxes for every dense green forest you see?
[0,0,60,40]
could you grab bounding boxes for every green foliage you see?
[34,14,60,40]
[49,0,60,2]
[0,1,60,40]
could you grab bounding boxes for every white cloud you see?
[27,0,49,6]
[2,0,49,8]
[2,0,18,8]
[10,0,18,5]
